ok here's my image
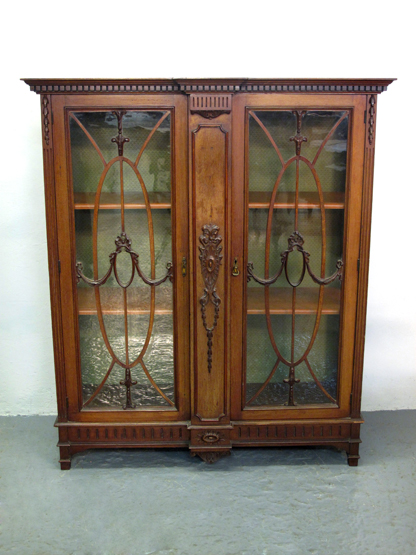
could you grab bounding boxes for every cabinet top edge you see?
[21,78,396,95]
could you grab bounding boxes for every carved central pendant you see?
[199,224,223,373]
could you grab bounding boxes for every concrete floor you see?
[0,412,415,555]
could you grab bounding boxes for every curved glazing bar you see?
[246,109,349,407]
[70,110,175,409]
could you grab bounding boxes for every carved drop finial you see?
[284,366,301,406]
[120,368,137,409]
[290,110,307,155]
[111,110,130,156]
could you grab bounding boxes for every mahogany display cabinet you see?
[23,78,394,468]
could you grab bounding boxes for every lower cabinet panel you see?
[56,419,362,469]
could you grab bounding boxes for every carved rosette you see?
[199,224,223,373]
[198,430,221,444]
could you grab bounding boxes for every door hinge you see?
[357,258,360,273]
[66,396,69,413]
[364,110,367,124]
[350,393,353,407]
[58,260,61,273]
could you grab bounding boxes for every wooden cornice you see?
[22,78,396,95]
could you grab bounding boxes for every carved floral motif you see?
[199,224,223,373]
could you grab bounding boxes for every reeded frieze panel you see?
[190,94,232,119]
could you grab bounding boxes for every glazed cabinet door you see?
[52,95,189,422]
[231,94,366,420]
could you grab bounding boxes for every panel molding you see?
[41,94,67,421]
[192,122,229,423]
[352,94,378,417]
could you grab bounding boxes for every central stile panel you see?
[69,109,177,411]
[245,109,349,408]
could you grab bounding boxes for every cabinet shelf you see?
[77,286,339,316]
[247,287,340,315]
[74,192,171,210]
[73,191,344,211]
[77,287,172,315]
[248,192,345,210]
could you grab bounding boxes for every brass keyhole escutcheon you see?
[232,257,240,276]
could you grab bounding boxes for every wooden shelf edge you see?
[77,287,340,316]
[73,192,344,210]
[247,287,341,315]
[248,192,345,210]
[77,288,173,316]
[79,309,173,315]
[73,192,172,210]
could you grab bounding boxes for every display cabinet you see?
[23,78,394,468]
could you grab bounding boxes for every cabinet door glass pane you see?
[246,110,348,407]
[70,110,175,410]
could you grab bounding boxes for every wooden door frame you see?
[51,93,190,423]
[230,93,367,421]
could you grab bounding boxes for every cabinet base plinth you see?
[347,442,361,466]
[58,445,72,470]
[54,419,362,468]
[59,459,72,470]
